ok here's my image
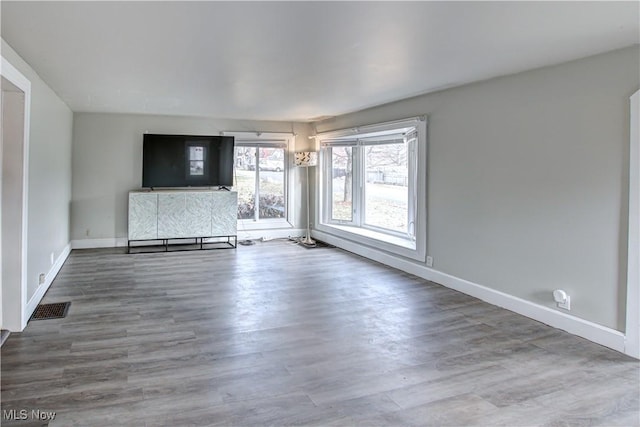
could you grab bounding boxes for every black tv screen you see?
[142,134,235,188]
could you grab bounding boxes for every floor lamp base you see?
[299,235,316,247]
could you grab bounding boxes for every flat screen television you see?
[142,134,235,188]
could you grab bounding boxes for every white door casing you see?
[626,90,639,358]
[1,57,31,331]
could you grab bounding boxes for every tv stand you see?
[128,189,238,253]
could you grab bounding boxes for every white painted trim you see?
[222,131,297,230]
[71,238,128,249]
[238,218,293,231]
[26,244,71,319]
[314,116,428,263]
[20,76,31,330]
[221,131,295,140]
[72,229,306,249]
[315,116,425,140]
[237,227,305,242]
[314,229,628,356]
[0,58,30,102]
[626,90,639,359]
[316,222,417,255]
[1,56,31,331]
[1,79,3,332]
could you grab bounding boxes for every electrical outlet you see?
[553,289,571,311]
[426,256,433,268]
[557,295,571,310]
[38,273,45,285]
[50,252,55,265]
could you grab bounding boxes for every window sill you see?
[316,222,425,262]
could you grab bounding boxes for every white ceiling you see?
[1,1,638,122]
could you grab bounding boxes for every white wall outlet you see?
[38,273,45,285]
[553,289,571,310]
[50,252,55,265]
[426,256,433,268]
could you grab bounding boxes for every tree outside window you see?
[234,146,285,220]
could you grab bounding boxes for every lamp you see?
[295,151,318,246]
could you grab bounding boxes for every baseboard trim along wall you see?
[26,243,72,319]
[237,228,306,242]
[71,228,307,250]
[313,230,629,357]
[71,237,128,249]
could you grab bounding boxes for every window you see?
[234,145,286,220]
[187,145,205,176]
[364,141,409,233]
[318,118,427,261]
[225,132,295,228]
[330,146,353,222]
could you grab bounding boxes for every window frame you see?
[316,117,427,262]
[185,142,207,179]
[223,131,295,230]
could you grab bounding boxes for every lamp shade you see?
[294,151,317,167]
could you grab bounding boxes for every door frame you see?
[1,56,31,331]
[626,90,639,358]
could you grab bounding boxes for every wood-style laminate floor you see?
[1,241,638,426]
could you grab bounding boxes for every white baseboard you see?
[71,238,128,249]
[313,230,628,356]
[26,243,72,319]
[72,230,306,250]
[237,228,306,242]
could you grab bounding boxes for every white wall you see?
[1,40,73,303]
[315,46,639,331]
[71,113,312,244]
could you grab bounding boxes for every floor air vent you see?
[31,302,71,321]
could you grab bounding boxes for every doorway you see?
[1,57,31,332]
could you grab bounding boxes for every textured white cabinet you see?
[211,191,238,236]
[128,193,158,240]
[128,190,237,251]
[186,192,215,237]
[157,193,188,239]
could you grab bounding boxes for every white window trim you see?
[222,131,296,229]
[314,117,428,262]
